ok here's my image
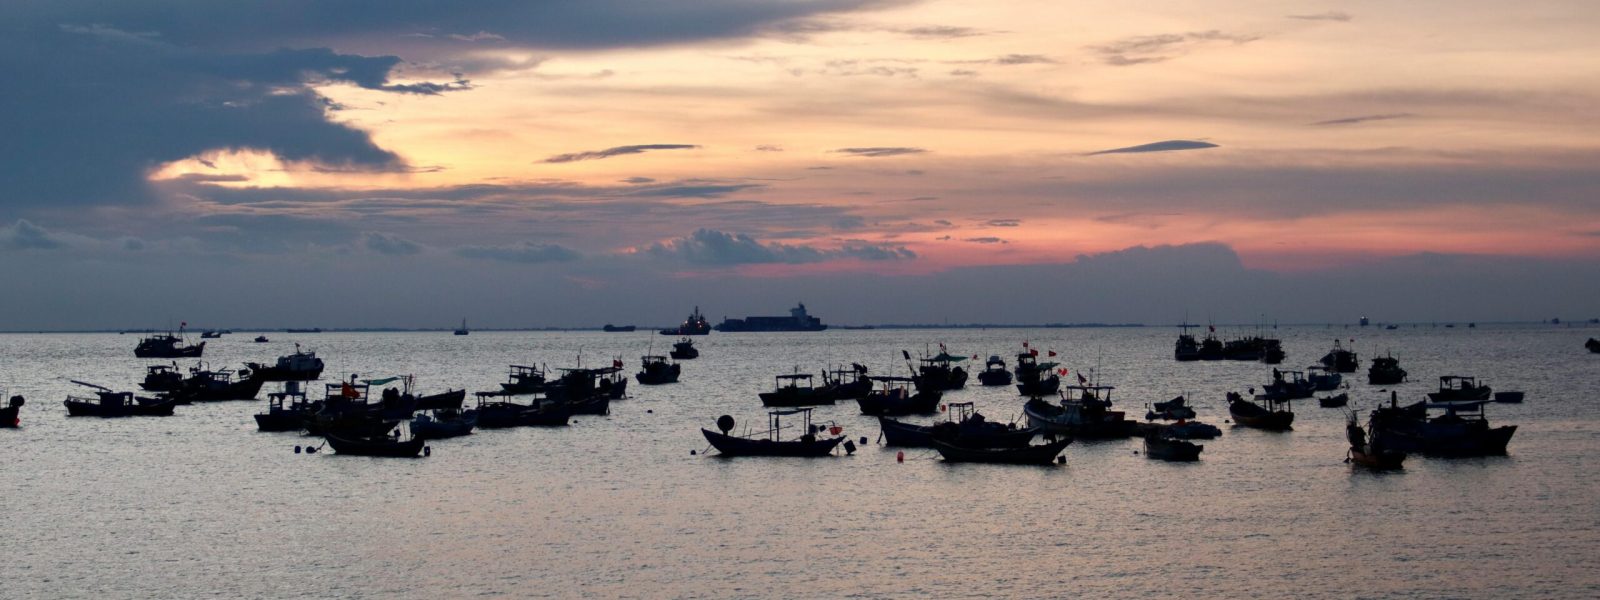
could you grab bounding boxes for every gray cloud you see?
[0,220,67,251]
[755,145,784,152]
[984,219,1021,227]
[455,242,580,264]
[993,54,1056,65]
[963,237,1007,244]
[1089,30,1260,66]
[362,231,423,256]
[643,228,912,265]
[542,144,700,163]
[834,147,928,158]
[620,177,656,184]
[1288,11,1353,22]
[1310,113,1416,126]
[1088,140,1219,155]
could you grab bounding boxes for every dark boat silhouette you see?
[1588,338,1600,353]
[1347,410,1406,469]
[660,306,712,336]
[759,373,832,407]
[879,402,1036,448]
[1023,386,1136,438]
[499,364,548,395]
[1427,375,1492,402]
[930,435,1072,465]
[139,363,183,392]
[1319,340,1360,373]
[411,408,477,440]
[856,376,941,416]
[453,318,469,336]
[323,431,427,457]
[1174,324,1201,361]
[243,344,325,381]
[714,303,826,332]
[1144,396,1196,421]
[1,395,23,427]
[602,324,636,332]
[1013,352,1059,396]
[1261,369,1315,400]
[822,364,872,400]
[255,383,314,432]
[911,348,968,392]
[669,338,699,360]
[474,392,570,428]
[1367,354,1408,385]
[976,355,1013,386]
[701,409,845,457]
[1370,392,1515,456]
[1143,429,1203,461]
[168,365,266,403]
[134,329,204,358]
[64,382,178,417]
[1227,391,1294,431]
[636,355,680,385]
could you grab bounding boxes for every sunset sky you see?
[3,1,1598,329]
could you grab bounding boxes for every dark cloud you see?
[834,147,928,158]
[963,237,1007,244]
[1089,30,1260,66]
[643,229,912,265]
[542,144,700,163]
[755,145,784,152]
[362,231,423,256]
[455,242,580,264]
[1310,113,1416,126]
[949,69,978,77]
[993,54,1056,65]
[620,177,657,184]
[1288,11,1353,22]
[833,216,867,231]
[897,25,985,39]
[1088,140,1219,155]
[985,219,1021,227]
[0,220,67,251]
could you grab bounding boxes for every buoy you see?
[859,436,869,445]
[940,404,947,412]
[307,446,317,454]
[843,440,857,455]
[690,450,697,455]
[896,451,905,463]
[294,446,302,454]
[647,409,653,414]
[829,426,842,436]
[423,446,431,457]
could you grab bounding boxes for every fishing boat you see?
[473,392,570,428]
[1347,410,1406,469]
[1260,338,1286,365]
[878,402,1037,448]
[1588,338,1600,353]
[1427,375,1492,402]
[254,382,314,432]
[636,355,681,385]
[856,376,941,416]
[660,306,712,336]
[243,344,325,381]
[323,431,427,457]
[1013,353,1060,396]
[1156,419,1222,440]
[1319,340,1359,373]
[499,365,548,395]
[1226,391,1294,431]
[597,364,629,399]
[63,383,178,417]
[822,364,873,400]
[1143,429,1203,461]
[911,349,968,392]
[1367,354,1407,385]
[669,338,699,360]
[1144,396,1197,421]
[602,324,636,332]
[1222,336,1267,361]
[133,328,205,358]
[453,318,469,336]
[1369,392,1516,456]
[1,395,23,427]
[1022,386,1136,439]
[758,373,832,407]
[1306,365,1343,391]
[930,436,1073,465]
[200,330,223,339]
[1198,329,1224,360]
[1318,392,1350,408]
[1174,324,1201,361]
[303,379,400,438]
[976,356,1013,386]
[1261,369,1315,400]
[254,335,269,343]
[701,409,846,457]
[411,408,478,440]
[169,365,266,402]
[139,363,183,392]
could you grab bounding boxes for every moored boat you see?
[134,328,205,358]
[1143,430,1203,461]
[1369,392,1516,456]
[1367,354,1407,385]
[636,355,681,385]
[1426,375,1492,402]
[976,356,1012,386]
[139,363,183,392]
[758,373,831,407]
[912,349,968,392]
[243,344,325,381]
[879,402,1036,448]
[1261,368,1315,400]
[856,376,941,416]
[1226,391,1294,431]
[64,383,177,417]
[602,324,636,332]
[323,431,427,457]
[499,364,548,395]
[1306,366,1343,391]
[1013,352,1059,396]
[1588,338,1600,353]
[1174,324,1201,361]
[169,365,266,402]
[474,392,570,428]
[931,436,1072,465]
[1347,410,1406,469]
[669,338,699,360]
[1318,392,1350,408]
[1319,340,1359,373]
[1,395,23,427]
[254,382,314,431]
[1023,385,1136,438]
[701,409,846,457]
[660,306,712,336]
[411,408,477,440]
[1145,395,1196,421]
[254,335,269,343]
[821,364,872,400]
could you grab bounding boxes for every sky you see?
[2,0,1598,329]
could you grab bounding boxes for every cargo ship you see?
[715,303,827,332]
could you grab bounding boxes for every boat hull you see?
[243,365,324,382]
[1,405,19,427]
[931,437,1072,465]
[411,413,477,440]
[701,429,843,457]
[1228,400,1295,431]
[855,391,940,416]
[759,390,834,407]
[1144,435,1203,461]
[878,417,1037,448]
[254,411,308,432]
[64,399,177,417]
[1349,448,1406,470]
[324,433,426,457]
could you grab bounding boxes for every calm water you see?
[2,325,1598,599]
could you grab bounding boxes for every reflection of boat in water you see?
[1367,354,1407,385]
[660,306,712,336]
[1227,391,1294,431]
[701,409,846,457]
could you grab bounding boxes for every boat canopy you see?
[1065,385,1115,391]
[774,373,813,380]
[869,376,916,382]
[768,408,814,416]
[926,352,968,362]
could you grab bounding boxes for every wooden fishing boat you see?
[473,392,569,428]
[1306,365,1343,391]
[1261,369,1314,400]
[1143,430,1203,461]
[1369,393,1516,456]
[411,408,477,440]
[139,364,183,392]
[323,431,427,457]
[1157,419,1222,440]
[911,349,968,392]
[602,324,636,332]
[1319,340,1359,373]
[1426,376,1492,402]
[1013,353,1060,396]
[1023,386,1136,438]
[303,380,399,437]
[636,355,680,385]
[1144,395,1196,421]
[1174,324,1201,361]
[878,402,1037,448]
[1227,391,1294,431]
[931,436,1072,465]
[822,364,873,400]
[759,373,832,407]
[701,409,845,457]
[1347,411,1406,469]
[1318,392,1350,408]
[254,335,269,343]
[499,365,547,395]
[976,356,1013,386]
[856,376,940,416]
[169,366,266,402]
[254,383,314,432]
[243,344,325,381]
[134,327,205,358]
[1367,354,1407,385]
[669,338,699,360]
[1,395,23,427]
[64,388,178,417]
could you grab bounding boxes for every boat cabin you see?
[771,373,816,392]
[1437,375,1482,393]
[1064,384,1115,408]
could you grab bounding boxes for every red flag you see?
[1057,368,1067,376]
[971,355,978,360]
[1030,349,1038,356]
[1048,350,1057,357]
[1022,341,1029,348]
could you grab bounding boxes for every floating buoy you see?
[647,409,653,414]
[896,451,905,463]
[859,436,869,445]
[829,426,842,436]
[306,446,317,454]
[690,450,697,455]
[843,440,857,455]
[423,446,431,457]
[294,446,302,454]
[940,404,947,412]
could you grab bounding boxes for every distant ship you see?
[603,324,637,332]
[715,303,827,332]
[454,318,469,336]
[285,327,323,333]
[659,307,712,336]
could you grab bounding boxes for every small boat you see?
[911,348,968,392]
[139,363,183,392]
[1023,386,1136,438]
[1369,392,1516,456]
[1,395,23,427]
[254,382,314,432]
[499,364,548,395]
[323,431,427,457]
[254,335,269,343]
[879,402,1037,448]
[168,365,266,402]
[1158,419,1222,440]
[1260,339,1286,365]
[1588,338,1600,353]
[411,408,478,440]
[1347,411,1406,469]
[602,324,636,332]
[931,436,1073,465]
[1226,391,1294,431]
[1261,368,1315,400]
[1012,352,1060,396]
[1426,375,1492,402]
[1143,430,1203,461]
[1306,366,1343,391]
[976,356,1013,386]
[1319,340,1359,373]
[243,344,325,381]
[856,376,941,416]
[821,364,872,400]
[304,380,399,437]
[1198,329,1224,360]
[1385,325,1399,330]
[133,329,205,358]
[636,355,681,385]
[474,392,570,428]
[1493,391,1524,404]
[453,318,469,336]
[759,373,832,407]
[1318,392,1350,408]
[660,306,712,336]
[1145,395,1196,421]
[64,383,178,417]
[1367,354,1407,385]
[1174,324,1201,361]
[669,338,699,360]
[200,330,223,339]
[701,409,846,457]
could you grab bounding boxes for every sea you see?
[2,325,1597,599]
